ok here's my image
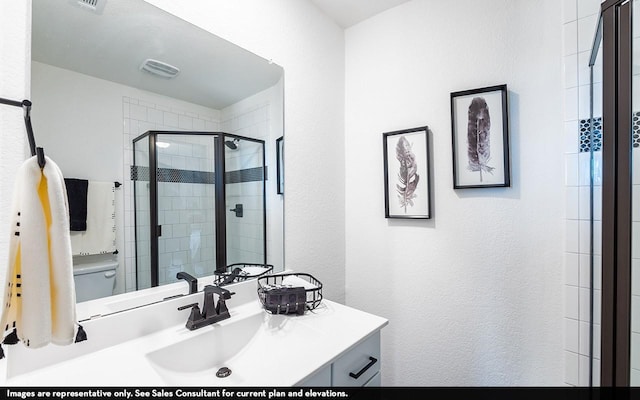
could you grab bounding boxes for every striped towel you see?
[0,155,77,348]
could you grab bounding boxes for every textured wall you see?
[344,0,564,385]
[146,0,347,302]
[0,2,29,286]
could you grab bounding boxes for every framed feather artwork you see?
[450,84,510,189]
[383,126,431,219]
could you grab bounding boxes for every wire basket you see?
[257,273,323,315]
[213,263,273,286]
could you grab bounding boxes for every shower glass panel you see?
[224,137,266,266]
[631,0,640,385]
[155,134,218,286]
[133,135,152,290]
[588,32,603,387]
[133,131,267,289]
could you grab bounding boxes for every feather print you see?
[396,136,419,212]
[467,97,494,182]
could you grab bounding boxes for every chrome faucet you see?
[176,271,198,294]
[177,285,235,330]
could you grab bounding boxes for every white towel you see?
[281,275,317,290]
[0,155,77,348]
[70,181,116,256]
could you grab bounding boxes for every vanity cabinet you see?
[299,330,381,387]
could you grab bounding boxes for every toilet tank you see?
[73,257,118,302]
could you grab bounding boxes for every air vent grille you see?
[140,59,181,79]
[70,0,106,14]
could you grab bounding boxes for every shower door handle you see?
[230,204,243,218]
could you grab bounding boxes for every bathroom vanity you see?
[0,275,388,387]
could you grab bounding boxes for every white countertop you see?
[3,280,388,387]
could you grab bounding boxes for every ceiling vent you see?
[140,59,181,79]
[70,0,106,14]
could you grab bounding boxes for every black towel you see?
[64,178,88,231]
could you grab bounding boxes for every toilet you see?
[72,256,118,302]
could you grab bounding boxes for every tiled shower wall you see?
[563,0,603,387]
[123,97,220,292]
[221,89,282,269]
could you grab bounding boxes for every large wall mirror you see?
[30,0,284,318]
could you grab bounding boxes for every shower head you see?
[225,138,240,150]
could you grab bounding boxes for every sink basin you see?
[145,309,320,386]
[146,310,263,383]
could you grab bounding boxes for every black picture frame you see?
[276,136,284,195]
[450,84,510,189]
[383,126,431,219]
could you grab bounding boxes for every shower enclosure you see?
[132,131,266,289]
[590,0,640,386]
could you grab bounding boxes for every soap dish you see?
[213,263,273,285]
[257,273,323,315]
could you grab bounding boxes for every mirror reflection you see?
[30,0,284,317]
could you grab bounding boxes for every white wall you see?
[345,0,564,386]
[0,1,30,282]
[146,0,347,302]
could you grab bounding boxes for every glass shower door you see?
[155,133,218,285]
[224,136,266,267]
[133,135,151,290]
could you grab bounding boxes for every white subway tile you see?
[634,185,640,222]
[579,287,591,321]
[566,219,580,253]
[566,253,580,286]
[633,296,640,333]
[577,51,591,87]
[578,152,592,186]
[148,108,163,124]
[594,288,601,324]
[563,0,577,23]
[564,351,579,386]
[565,285,579,319]
[577,0,600,20]
[564,21,578,56]
[578,354,590,387]
[564,120,579,154]
[565,87,579,121]
[632,332,640,370]
[130,104,147,121]
[164,111,179,127]
[565,54,578,88]
[578,84,591,120]
[577,15,599,53]
[193,118,205,131]
[179,115,193,130]
[579,221,590,256]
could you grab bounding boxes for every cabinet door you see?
[298,364,331,386]
[364,371,381,387]
[332,331,381,386]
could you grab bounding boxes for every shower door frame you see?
[132,130,268,288]
[598,0,633,386]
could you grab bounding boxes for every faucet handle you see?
[178,302,203,330]
[204,285,235,300]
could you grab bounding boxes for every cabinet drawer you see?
[332,331,380,386]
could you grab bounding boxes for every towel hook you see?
[0,97,46,168]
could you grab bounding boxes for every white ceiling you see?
[31,0,283,110]
[31,0,409,109]
[310,0,411,28]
